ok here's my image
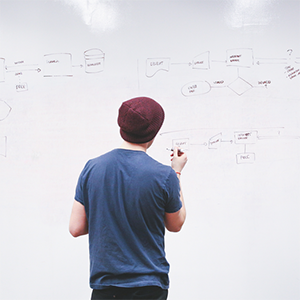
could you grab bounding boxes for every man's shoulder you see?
[81,150,116,171]
[88,149,119,162]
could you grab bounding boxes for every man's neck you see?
[119,141,148,152]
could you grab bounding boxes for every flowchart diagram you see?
[0,48,105,92]
[0,48,105,157]
[1,47,299,160]
[161,127,300,164]
[145,48,300,97]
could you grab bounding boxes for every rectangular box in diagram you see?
[226,48,254,68]
[0,58,5,82]
[234,131,258,144]
[16,82,28,92]
[172,138,189,150]
[43,53,73,77]
[236,152,255,164]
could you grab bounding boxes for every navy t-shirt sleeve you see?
[164,169,182,213]
[74,161,90,206]
[75,179,84,205]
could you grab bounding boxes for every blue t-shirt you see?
[75,149,182,290]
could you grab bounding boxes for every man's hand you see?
[171,147,188,173]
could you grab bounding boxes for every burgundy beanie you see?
[118,96,165,143]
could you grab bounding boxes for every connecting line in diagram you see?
[0,48,105,92]
[145,48,300,97]
[0,136,7,157]
[160,127,300,164]
[5,64,41,73]
[0,100,11,158]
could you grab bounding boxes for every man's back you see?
[75,149,181,290]
[69,96,187,300]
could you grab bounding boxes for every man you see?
[69,96,187,300]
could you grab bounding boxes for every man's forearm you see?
[177,173,186,226]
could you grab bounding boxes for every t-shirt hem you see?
[74,197,84,205]
[91,281,169,290]
[165,202,182,214]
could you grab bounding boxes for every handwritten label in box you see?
[172,138,189,150]
[236,153,255,164]
[234,131,258,144]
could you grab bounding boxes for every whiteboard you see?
[0,1,299,299]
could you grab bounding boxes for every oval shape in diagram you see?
[181,81,211,97]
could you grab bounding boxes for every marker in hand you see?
[166,148,185,156]
[167,147,188,174]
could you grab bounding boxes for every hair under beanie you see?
[117,96,165,143]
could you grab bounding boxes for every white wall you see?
[0,1,299,299]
